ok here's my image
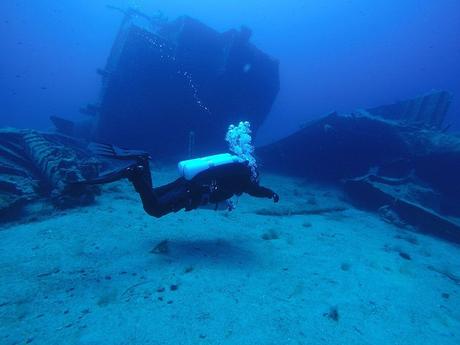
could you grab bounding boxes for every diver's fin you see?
[72,164,135,186]
[88,142,151,161]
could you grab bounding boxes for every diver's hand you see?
[272,193,279,203]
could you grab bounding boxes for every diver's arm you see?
[245,184,279,202]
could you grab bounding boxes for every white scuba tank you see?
[178,153,244,180]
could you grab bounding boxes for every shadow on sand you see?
[154,238,257,267]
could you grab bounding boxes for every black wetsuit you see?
[129,161,278,218]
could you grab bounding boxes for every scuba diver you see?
[81,141,279,219]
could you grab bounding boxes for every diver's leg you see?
[127,165,190,218]
[126,163,161,216]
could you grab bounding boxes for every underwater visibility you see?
[1,1,460,344]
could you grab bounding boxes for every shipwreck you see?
[258,91,460,243]
[53,8,280,160]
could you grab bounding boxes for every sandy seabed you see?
[1,169,459,345]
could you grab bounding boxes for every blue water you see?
[1,0,459,143]
[1,2,460,345]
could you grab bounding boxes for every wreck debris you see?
[258,91,459,243]
[366,90,453,130]
[23,131,79,195]
[344,175,460,244]
[0,128,99,221]
[258,111,410,180]
[258,91,456,180]
[427,265,460,285]
[255,206,347,217]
